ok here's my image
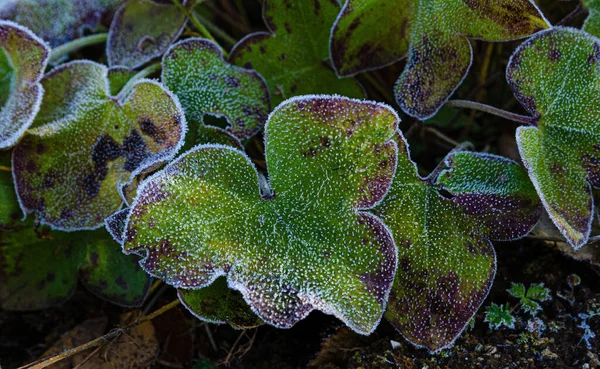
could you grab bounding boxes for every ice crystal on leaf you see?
[373,144,541,352]
[12,60,186,231]
[0,21,49,149]
[123,95,399,334]
[0,156,150,310]
[107,0,188,68]
[507,27,600,249]
[330,0,550,119]
[162,38,270,141]
[0,0,124,47]
[230,0,364,106]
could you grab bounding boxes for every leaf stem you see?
[362,73,394,103]
[171,0,227,57]
[194,11,237,47]
[49,33,108,63]
[0,165,11,172]
[116,62,162,99]
[445,100,538,126]
[21,299,181,369]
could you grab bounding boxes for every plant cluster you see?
[0,0,599,356]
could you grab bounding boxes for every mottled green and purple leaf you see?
[162,38,270,141]
[330,0,550,119]
[373,143,541,352]
[123,95,399,334]
[507,27,600,249]
[12,60,186,231]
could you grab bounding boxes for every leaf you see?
[107,0,188,68]
[123,95,399,334]
[507,283,526,299]
[107,206,259,328]
[0,21,50,149]
[506,27,600,249]
[484,303,515,330]
[107,66,137,96]
[162,38,270,139]
[584,0,600,38]
[229,0,364,106]
[0,220,151,310]
[0,0,125,47]
[179,277,264,329]
[12,60,186,231]
[373,145,541,352]
[0,173,151,310]
[330,0,549,119]
[525,283,551,302]
[520,298,541,316]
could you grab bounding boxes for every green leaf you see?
[584,0,600,38]
[0,21,49,149]
[162,38,270,139]
[0,151,20,227]
[0,220,151,310]
[484,303,515,330]
[507,283,526,299]
[525,283,551,302]
[107,0,188,68]
[507,27,600,249]
[374,145,541,352]
[520,298,541,316]
[107,66,137,96]
[12,60,186,231]
[123,95,399,334]
[229,0,364,106]
[0,0,124,47]
[179,278,264,329]
[0,169,150,310]
[330,0,549,119]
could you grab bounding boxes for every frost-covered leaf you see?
[162,38,270,139]
[507,27,600,249]
[106,205,257,328]
[0,0,125,47]
[584,0,600,38]
[107,0,188,68]
[0,21,49,149]
[484,303,515,330]
[107,66,136,96]
[521,298,541,316]
[374,145,541,352]
[123,95,399,334]
[526,283,551,302]
[330,0,549,119]
[0,171,150,310]
[12,60,186,231]
[507,283,526,299]
[230,0,364,105]
[179,278,264,329]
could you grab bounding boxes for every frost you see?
[507,27,600,249]
[508,282,551,316]
[0,0,124,47]
[330,0,550,119]
[374,146,541,353]
[0,21,49,149]
[12,60,187,231]
[484,303,516,330]
[162,38,270,140]
[107,0,188,68]
[123,95,399,335]
[229,0,364,106]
